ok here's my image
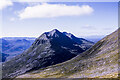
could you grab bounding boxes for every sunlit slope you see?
[17,28,119,78]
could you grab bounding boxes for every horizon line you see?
[0,35,106,38]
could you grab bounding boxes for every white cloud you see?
[18,3,94,19]
[0,0,13,10]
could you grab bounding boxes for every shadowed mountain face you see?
[2,29,93,78]
[63,32,94,50]
[1,53,9,62]
[16,28,119,78]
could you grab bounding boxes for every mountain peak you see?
[38,29,60,40]
[51,29,59,32]
[44,29,61,38]
[49,29,60,34]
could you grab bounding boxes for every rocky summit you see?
[17,28,119,78]
[2,29,93,78]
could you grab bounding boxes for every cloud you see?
[18,3,94,19]
[0,0,13,10]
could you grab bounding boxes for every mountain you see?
[63,32,94,50]
[0,38,35,62]
[1,39,12,52]
[16,28,119,78]
[2,29,93,78]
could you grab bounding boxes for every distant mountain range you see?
[84,35,105,43]
[2,29,94,78]
[16,28,119,78]
[2,37,36,40]
[0,37,35,62]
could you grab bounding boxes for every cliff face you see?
[17,28,119,78]
[2,29,93,78]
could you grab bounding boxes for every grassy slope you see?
[17,29,119,78]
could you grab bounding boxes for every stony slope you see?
[17,28,119,78]
[2,29,93,78]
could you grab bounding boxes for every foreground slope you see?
[3,29,93,78]
[17,28,119,78]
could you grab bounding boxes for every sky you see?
[0,0,118,38]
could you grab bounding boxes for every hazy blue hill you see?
[2,37,36,40]
[1,37,36,62]
[84,35,105,43]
